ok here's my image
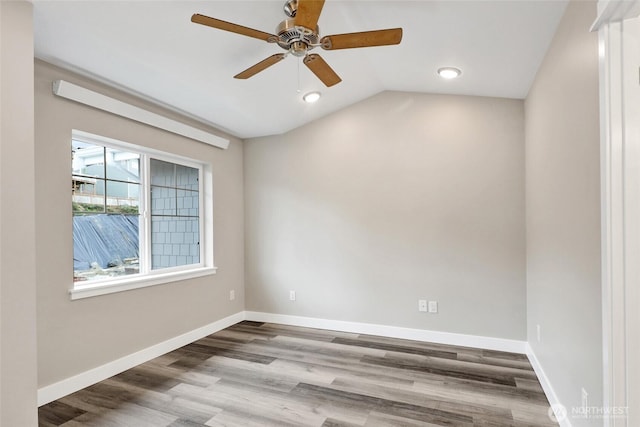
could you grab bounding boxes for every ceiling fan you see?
[191,0,403,87]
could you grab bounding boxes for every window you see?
[71,131,214,299]
[150,159,200,269]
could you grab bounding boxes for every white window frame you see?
[70,130,216,300]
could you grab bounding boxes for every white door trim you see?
[595,2,640,425]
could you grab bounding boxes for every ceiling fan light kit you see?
[191,0,403,88]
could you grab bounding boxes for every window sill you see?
[69,266,217,300]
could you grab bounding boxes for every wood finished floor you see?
[39,321,557,426]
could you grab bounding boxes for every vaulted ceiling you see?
[33,1,568,139]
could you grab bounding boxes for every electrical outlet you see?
[428,301,438,313]
[289,290,296,301]
[418,300,427,312]
[536,324,541,343]
[229,290,235,301]
[582,388,588,409]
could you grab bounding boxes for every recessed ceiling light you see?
[303,91,321,103]
[437,67,462,79]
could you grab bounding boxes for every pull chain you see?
[297,57,301,93]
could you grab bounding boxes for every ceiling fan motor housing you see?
[276,18,319,56]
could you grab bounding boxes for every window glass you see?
[72,139,203,285]
[72,142,141,281]
[150,159,200,270]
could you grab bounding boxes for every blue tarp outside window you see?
[73,214,139,271]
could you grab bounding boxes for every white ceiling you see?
[33,1,568,139]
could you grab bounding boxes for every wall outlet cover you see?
[428,301,438,313]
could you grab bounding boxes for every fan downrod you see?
[283,0,298,18]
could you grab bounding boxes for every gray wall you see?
[245,91,526,340]
[1,2,38,425]
[525,1,602,424]
[35,60,245,388]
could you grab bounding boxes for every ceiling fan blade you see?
[234,54,286,79]
[321,28,403,50]
[191,14,277,42]
[294,0,325,30]
[303,54,342,87]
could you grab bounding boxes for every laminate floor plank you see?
[170,381,328,427]
[229,337,374,366]
[353,334,487,356]
[223,324,279,340]
[514,378,546,393]
[61,401,178,427]
[380,352,539,382]
[205,410,303,427]
[361,355,518,387]
[170,351,339,390]
[332,337,459,361]
[364,411,444,427]
[115,361,219,389]
[190,359,301,393]
[270,357,414,388]
[329,377,514,422]
[208,329,268,344]
[38,322,557,426]
[38,401,87,426]
[262,349,422,388]
[455,353,534,371]
[271,335,391,358]
[510,407,558,427]
[180,342,277,365]
[411,380,551,413]
[241,323,361,341]
[322,418,366,427]
[168,419,209,427]
[199,335,386,363]
[100,378,223,424]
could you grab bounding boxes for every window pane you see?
[73,177,105,213]
[150,158,200,270]
[151,185,176,216]
[151,217,200,269]
[72,141,105,178]
[175,164,198,190]
[106,148,140,183]
[177,189,199,217]
[106,181,140,214]
[150,159,175,187]
[73,214,140,282]
[72,140,141,282]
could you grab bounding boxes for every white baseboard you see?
[38,310,529,407]
[245,311,527,354]
[526,343,572,427]
[37,311,245,406]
